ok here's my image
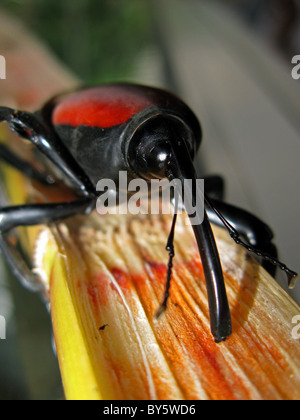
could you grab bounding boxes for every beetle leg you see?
[0,142,55,185]
[165,141,232,343]
[192,211,232,342]
[205,196,298,289]
[0,106,95,197]
[0,198,94,292]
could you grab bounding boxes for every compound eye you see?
[127,115,191,180]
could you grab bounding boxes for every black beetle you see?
[0,83,297,342]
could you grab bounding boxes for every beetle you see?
[0,83,297,343]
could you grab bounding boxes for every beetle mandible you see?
[0,83,297,343]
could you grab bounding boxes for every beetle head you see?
[125,110,200,182]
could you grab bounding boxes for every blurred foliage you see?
[0,0,153,84]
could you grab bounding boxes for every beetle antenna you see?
[205,195,298,289]
[155,198,178,319]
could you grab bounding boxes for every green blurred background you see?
[0,0,299,400]
[0,0,153,84]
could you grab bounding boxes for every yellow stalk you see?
[48,237,102,400]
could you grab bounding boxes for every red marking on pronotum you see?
[52,85,153,128]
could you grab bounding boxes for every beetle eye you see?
[127,115,191,180]
[130,140,172,180]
